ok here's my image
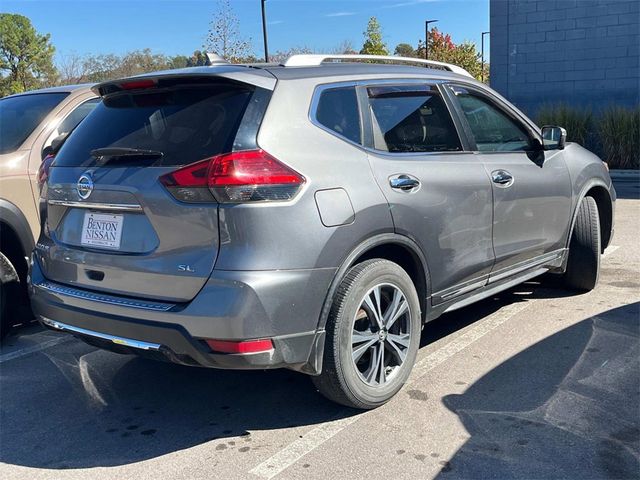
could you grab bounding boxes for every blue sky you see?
[3,0,489,62]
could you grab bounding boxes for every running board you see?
[443,267,548,314]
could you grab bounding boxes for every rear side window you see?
[0,93,69,154]
[315,86,361,144]
[42,98,100,156]
[367,85,461,153]
[55,83,256,167]
[451,86,533,152]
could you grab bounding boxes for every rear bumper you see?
[29,257,334,373]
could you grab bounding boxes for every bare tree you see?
[268,46,313,64]
[57,52,88,84]
[331,40,356,55]
[204,0,252,63]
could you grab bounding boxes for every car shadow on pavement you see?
[0,343,359,469]
[438,301,640,479]
[0,280,605,470]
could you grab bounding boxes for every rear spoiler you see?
[93,67,276,96]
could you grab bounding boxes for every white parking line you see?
[0,336,71,364]
[249,300,532,479]
[602,245,620,258]
[249,415,363,479]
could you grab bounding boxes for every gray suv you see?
[29,55,615,409]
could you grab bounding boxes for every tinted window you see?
[0,93,69,154]
[316,86,361,144]
[452,87,532,152]
[42,98,100,155]
[55,83,255,167]
[367,85,461,153]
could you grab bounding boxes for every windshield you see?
[0,93,69,154]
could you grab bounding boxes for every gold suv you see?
[0,84,98,337]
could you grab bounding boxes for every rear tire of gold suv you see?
[0,251,20,340]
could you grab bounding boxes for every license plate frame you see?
[80,212,124,249]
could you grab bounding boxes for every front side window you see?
[315,86,361,144]
[367,85,461,153]
[451,86,532,152]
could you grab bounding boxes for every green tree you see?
[0,13,57,96]
[394,43,416,58]
[187,50,210,67]
[119,49,170,76]
[360,17,389,56]
[204,0,252,63]
[169,55,190,70]
[81,53,121,82]
[81,49,171,82]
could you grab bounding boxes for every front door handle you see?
[491,170,514,187]
[389,174,421,192]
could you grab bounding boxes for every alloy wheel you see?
[351,283,412,386]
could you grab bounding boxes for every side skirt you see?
[426,248,567,321]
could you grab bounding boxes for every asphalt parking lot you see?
[1,176,638,480]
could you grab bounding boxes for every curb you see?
[609,169,639,180]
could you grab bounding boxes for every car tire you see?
[563,196,601,291]
[313,259,421,409]
[0,251,21,340]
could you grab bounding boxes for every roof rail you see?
[283,54,473,78]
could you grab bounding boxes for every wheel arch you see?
[0,199,34,282]
[567,181,614,253]
[317,233,431,332]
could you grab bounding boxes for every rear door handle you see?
[491,170,514,187]
[389,174,421,192]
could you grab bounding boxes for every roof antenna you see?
[206,52,230,65]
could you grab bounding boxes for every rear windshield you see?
[54,83,255,167]
[0,93,69,154]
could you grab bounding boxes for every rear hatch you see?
[41,74,272,302]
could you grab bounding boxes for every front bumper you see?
[29,258,333,373]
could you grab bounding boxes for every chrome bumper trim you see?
[41,317,162,351]
[34,280,175,312]
[48,200,143,212]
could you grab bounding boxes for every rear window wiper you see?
[90,147,164,161]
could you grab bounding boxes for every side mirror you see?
[541,125,566,150]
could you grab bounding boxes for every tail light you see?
[160,149,305,203]
[205,338,274,354]
[37,154,56,197]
